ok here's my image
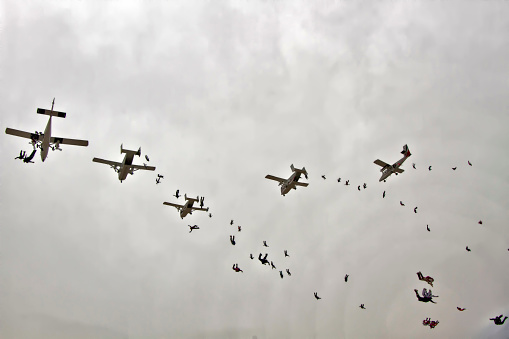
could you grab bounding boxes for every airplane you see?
[163,194,209,219]
[374,145,412,182]
[92,144,155,182]
[5,98,89,162]
[265,164,309,196]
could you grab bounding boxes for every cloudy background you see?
[1,1,508,338]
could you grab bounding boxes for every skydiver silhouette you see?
[400,201,405,206]
[490,314,507,325]
[345,180,350,186]
[15,150,26,160]
[23,150,36,163]
[428,166,432,171]
[452,167,457,170]
[232,263,243,273]
[412,163,416,169]
[466,246,471,252]
[230,235,236,245]
[238,226,241,232]
[363,183,367,189]
[156,177,161,184]
[279,270,284,279]
[383,191,386,198]
[357,185,361,191]
[416,271,434,286]
[414,289,438,303]
[188,225,199,233]
[271,261,276,269]
[422,318,431,326]
[174,190,180,199]
[230,220,234,225]
[314,292,321,300]
[322,175,326,180]
[478,220,482,225]
[250,254,254,260]
[427,225,430,232]
[258,253,269,265]
[414,207,418,213]
[200,196,205,208]
[337,177,341,182]
[429,320,439,329]
[284,250,289,257]
[156,174,163,178]
[457,307,466,311]
[286,269,291,276]
[468,161,472,166]
[359,304,365,309]
[263,241,269,247]
[209,213,212,218]
[345,274,349,282]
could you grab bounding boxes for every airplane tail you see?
[36,98,66,118]
[120,144,142,157]
[290,164,308,179]
[401,144,411,157]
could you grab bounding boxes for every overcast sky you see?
[1,1,509,338]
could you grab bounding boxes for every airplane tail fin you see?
[290,164,308,179]
[401,144,411,157]
[120,144,142,156]
[36,98,66,118]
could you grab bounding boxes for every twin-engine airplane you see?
[5,98,89,162]
[93,145,155,182]
[265,164,309,196]
[163,194,209,219]
[374,144,411,182]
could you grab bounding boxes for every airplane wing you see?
[265,175,286,183]
[294,182,309,187]
[163,202,184,209]
[5,128,41,141]
[374,159,390,167]
[51,136,88,147]
[394,168,404,173]
[129,164,156,171]
[92,157,122,167]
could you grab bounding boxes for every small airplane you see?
[93,144,155,182]
[5,98,89,162]
[265,164,309,196]
[163,194,209,219]
[374,145,411,182]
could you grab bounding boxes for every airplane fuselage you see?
[118,153,135,182]
[180,200,196,218]
[379,154,410,182]
[281,172,301,195]
[41,116,52,162]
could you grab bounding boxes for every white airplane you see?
[5,98,89,162]
[163,194,209,219]
[265,164,309,196]
[374,144,412,182]
[93,144,155,182]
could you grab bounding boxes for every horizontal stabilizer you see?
[394,168,404,174]
[129,164,156,171]
[374,159,390,168]
[51,136,88,147]
[294,182,309,187]
[37,108,66,118]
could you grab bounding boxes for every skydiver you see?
[232,263,243,273]
[250,254,254,260]
[209,213,212,218]
[363,183,367,189]
[263,241,269,247]
[230,235,236,245]
[258,253,269,265]
[478,220,482,225]
[359,304,366,309]
[357,185,361,191]
[490,314,507,325]
[414,289,438,303]
[414,207,418,213]
[156,177,161,184]
[429,320,439,329]
[383,191,386,198]
[271,261,276,269]
[23,150,36,163]
[412,163,416,169]
[284,250,289,257]
[145,155,150,162]
[157,174,164,178]
[345,180,350,186]
[416,271,434,287]
[457,307,466,311]
[188,225,199,233]
[200,197,205,208]
[344,274,349,282]
[279,271,284,279]
[314,292,321,300]
[286,269,291,276]
[15,150,26,160]
[452,167,457,170]
[400,201,405,206]
[230,220,234,225]
[466,246,471,252]
[322,175,326,180]
[174,190,180,199]
[422,318,431,326]
[427,225,430,232]
[238,226,241,232]
[337,177,341,182]
[468,161,472,166]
